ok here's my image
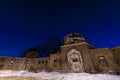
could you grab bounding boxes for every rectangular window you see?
[54,59,58,67]
[98,56,108,66]
[38,61,41,64]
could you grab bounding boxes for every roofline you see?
[61,42,95,48]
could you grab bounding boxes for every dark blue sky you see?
[0,0,120,57]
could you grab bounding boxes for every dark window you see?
[38,61,41,64]
[69,36,72,38]
[54,59,58,67]
[45,60,48,63]
[42,60,44,63]
[54,59,57,62]
[98,56,108,66]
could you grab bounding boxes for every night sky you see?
[0,0,120,57]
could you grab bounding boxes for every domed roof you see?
[64,33,86,45]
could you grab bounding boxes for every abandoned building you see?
[0,33,120,74]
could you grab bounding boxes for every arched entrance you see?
[67,49,84,72]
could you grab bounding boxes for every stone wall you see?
[0,44,119,74]
[90,48,118,73]
[60,42,95,73]
[112,46,120,71]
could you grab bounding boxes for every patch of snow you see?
[17,70,29,74]
[0,70,120,80]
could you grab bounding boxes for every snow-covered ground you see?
[0,70,120,80]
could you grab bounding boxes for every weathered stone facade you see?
[0,33,119,74]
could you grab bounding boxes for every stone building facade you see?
[0,33,120,74]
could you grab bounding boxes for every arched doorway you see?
[67,49,84,72]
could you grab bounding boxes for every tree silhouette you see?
[19,49,28,57]
[36,37,62,57]
[20,37,62,58]
[26,48,39,58]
